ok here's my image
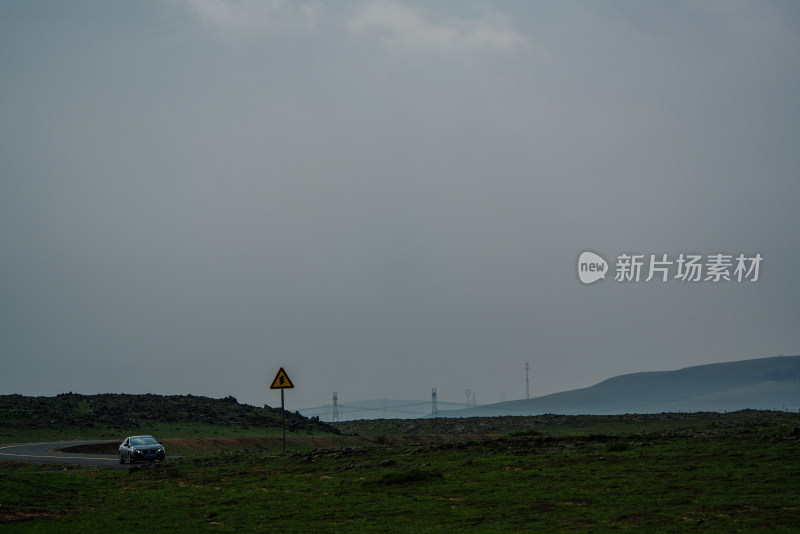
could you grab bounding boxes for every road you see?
[0,440,146,469]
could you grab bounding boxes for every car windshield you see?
[130,437,158,446]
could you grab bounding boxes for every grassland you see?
[2,410,800,532]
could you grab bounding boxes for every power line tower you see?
[465,388,471,407]
[332,392,339,422]
[431,387,438,417]
[526,361,530,400]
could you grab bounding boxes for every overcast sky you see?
[2,1,799,411]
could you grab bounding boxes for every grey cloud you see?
[348,1,527,56]
[0,1,798,409]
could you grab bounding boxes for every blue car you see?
[119,435,166,464]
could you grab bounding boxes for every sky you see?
[2,0,799,412]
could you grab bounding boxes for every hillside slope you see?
[439,355,800,417]
[0,393,339,434]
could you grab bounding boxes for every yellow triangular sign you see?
[270,367,294,389]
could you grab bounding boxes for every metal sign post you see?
[270,367,294,454]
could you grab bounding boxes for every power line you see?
[526,361,530,400]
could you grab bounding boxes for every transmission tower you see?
[332,392,339,422]
[465,388,471,407]
[526,361,530,400]
[431,387,438,417]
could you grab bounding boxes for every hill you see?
[0,393,339,438]
[439,355,800,417]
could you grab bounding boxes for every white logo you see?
[578,251,608,284]
[577,251,763,285]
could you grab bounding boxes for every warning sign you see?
[270,367,294,389]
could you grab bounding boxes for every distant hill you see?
[439,355,800,417]
[0,393,339,434]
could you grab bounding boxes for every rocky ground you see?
[331,409,800,435]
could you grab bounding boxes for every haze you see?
[2,1,798,410]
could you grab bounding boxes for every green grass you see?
[3,413,800,531]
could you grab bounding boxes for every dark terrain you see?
[0,392,338,438]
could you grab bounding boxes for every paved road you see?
[0,441,144,469]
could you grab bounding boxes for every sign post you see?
[270,367,294,453]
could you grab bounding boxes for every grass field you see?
[2,411,800,532]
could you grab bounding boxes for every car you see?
[119,435,166,464]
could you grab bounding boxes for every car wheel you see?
[128,452,133,464]
[120,454,125,464]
